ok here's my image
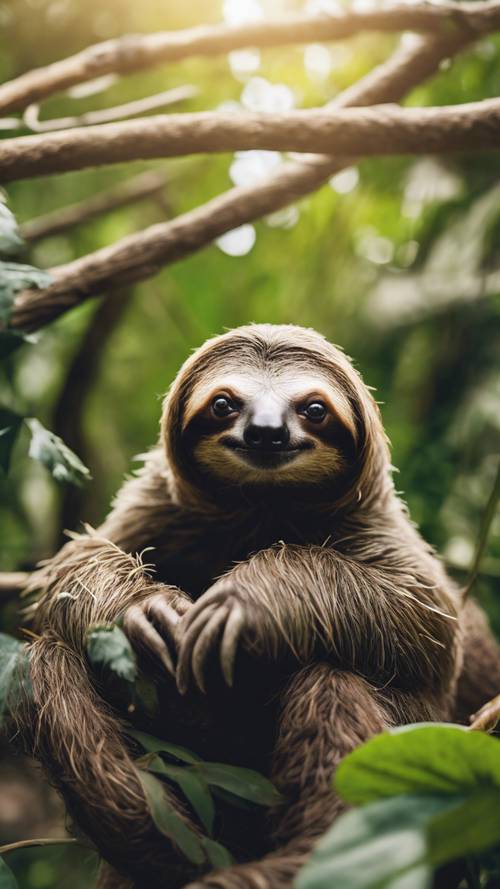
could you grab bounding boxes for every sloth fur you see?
[18,324,500,889]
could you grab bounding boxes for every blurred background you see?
[0,0,499,885]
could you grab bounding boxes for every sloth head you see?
[162,324,389,503]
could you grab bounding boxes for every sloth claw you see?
[220,603,244,687]
[125,606,175,676]
[191,605,229,693]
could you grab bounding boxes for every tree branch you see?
[19,171,169,243]
[23,84,197,132]
[2,98,500,182]
[8,28,486,331]
[0,572,29,602]
[1,0,499,114]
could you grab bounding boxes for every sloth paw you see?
[176,583,246,695]
[123,590,191,678]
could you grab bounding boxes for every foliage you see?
[132,727,282,867]
[297,725,500,889]
[0,632,29,725]
[86,624,138,682]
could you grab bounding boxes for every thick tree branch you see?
[8,29,486,330]
[20,171,169,243]
[2,98,500,182]
[1,1,500,115]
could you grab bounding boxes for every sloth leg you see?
[183,664,446,889]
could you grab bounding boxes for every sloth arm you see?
[29,448,190,663]
[177,540,460,696]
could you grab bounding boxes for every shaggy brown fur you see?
[17,324,500,889]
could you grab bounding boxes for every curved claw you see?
[191,605,229,693]
[148,597,183,644]
[181,586,227,632]
[220,603,244,687]
[176,604,218,695]
[124,605,175,676]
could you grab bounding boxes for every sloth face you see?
[182,367,357,486]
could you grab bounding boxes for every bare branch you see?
[23,84,198,132]
[0,572,29,602]
[1,1,500,115]
[20,171,169,243]
[3,98,500,183]
[8,29,486,330]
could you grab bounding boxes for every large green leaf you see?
[0,203,24,257]
[296,795,451,889]
[86,625,138,682]
[0,330,37,360]
[201,837,234,869]
[0,634,28,725]
[195,762,283,806]
[428,789,500,865]
[0,857,18,889]
[0,262,52,324]
[129,729,203,764]
[27,418,91,487]
[335,724,500,804]
[146,756,215,835]
[137,769,206,865]
[0,409,23,475]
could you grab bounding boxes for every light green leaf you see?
[0,202,24,257]
[0,857,18,889]
[129,729,202,764]
[296,795,455,889]
[335,724,500,804]
[137,769,206,865]
[87,625,138,682]
[146,756,215,835]
[0,633,29,725]
[0,409,23,475]
[201,837,234,869]
[27,418,91,487]
[195,762,283,806]
[0,262,52,324]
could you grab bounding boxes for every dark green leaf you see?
[296,795,454,889]
[128,729,202,764]
[0,409,23,475]
[0,633,28,725]
[87,625,137,682]
[335,724,500,804]
[0,202,24,257]
[146,756,215,835]
[27,418,91,487]
[0,329,37,360]
[428,789,500,865]
[0,857,18,889]
[200,837,234,869]
[137,769,206,865]
[0,262,52,324]
[195,762,283,806]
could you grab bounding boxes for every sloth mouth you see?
[221,438,312,469]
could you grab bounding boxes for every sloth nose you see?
[244,422,290,450]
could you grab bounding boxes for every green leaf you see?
[86,625,138,683]
[195,762,283,806]
[137,769,206,865]
[0,329,37,360]
[0,633,29,725]
[0,409,23,475]
[146,756,215,835]
[200,837,234,869]
[0,857,18,889]
[0,202,24,257]
[428,789,500,865]
[27,418,91,487]
[128,729,202,764]
[335,724,500,804]
[296,795,455,889]
[0,262,52,324]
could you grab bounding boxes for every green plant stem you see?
[0,838,80,854]
[465,457,500,599]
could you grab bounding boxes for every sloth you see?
[19,324,500,889]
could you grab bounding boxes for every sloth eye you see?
[212,395,238,418]
[303,401,327,423]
